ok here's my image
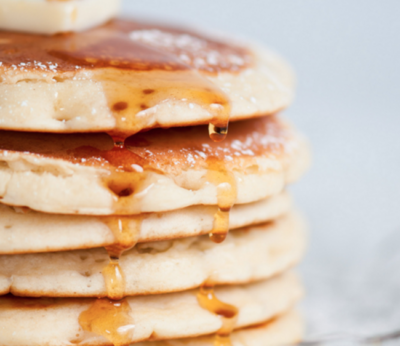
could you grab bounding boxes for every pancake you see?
[0,19,293,136]
[135,310,303,346]
[0,192,291,255]
[0,0,121,35]
[0,213,305,298]
[0,273,301,346]
[0,116,310,217]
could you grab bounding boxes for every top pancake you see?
[0,18,294,136]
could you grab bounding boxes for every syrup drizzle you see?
[86,68,231,141]
[79,298,135,346]
[101,215,143,300]
[102,261,126,301]
[206,158,237,243]
[209,124,229,143]
[80,157,143,340]
[102,215,143,260]
[197,284,239,346]
[98,137,148,215]
[101,139,144,301]
[210,209,231,244]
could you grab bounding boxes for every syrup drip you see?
[197,284,239,346]
[206,158,237,243]
[214,335,233,346]
[210,210,230,244]
[102,260,125,301]
[79,298,135,346]
[209,124,229,143]
[103,215,143,260]
[101,137,148,215]
[77,68,231,141]
[87,68,232,141]
[101,174,143,300]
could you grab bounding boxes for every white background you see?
[123,1,400,338]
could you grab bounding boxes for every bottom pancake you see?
[0,273,301,346]
[136,310,303,346]
[0,213,305,298]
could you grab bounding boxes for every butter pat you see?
[0,0,121,35]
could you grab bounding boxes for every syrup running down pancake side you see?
[79,298,135,346]
[101,216,143,300]
[0,19,256,140]
[197,284,239,346]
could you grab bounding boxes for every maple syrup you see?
[197,284,239,346]
[209,124,229,143]
[102,215,143,259]
[76,66,232,140]
[81,196,143,338]
[206,157,237,244]
[210,209,230,244]
[100,215,143,300]
[214,335,233,346]
[96,137,148,216]
[79,298,135,346]
[100,138,144,300]
[101,166,143,301]
[102,260,125,301]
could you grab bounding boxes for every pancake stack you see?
[0,3,310,346]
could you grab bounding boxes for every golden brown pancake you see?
[0,192,291,255]
[0,116,310,216]
[135,310,303,346]
[0,213,305,298]
[0,19,294,137]
[0,273,301,346]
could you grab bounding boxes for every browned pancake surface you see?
[0,116,294,173]
[0,19,251,74]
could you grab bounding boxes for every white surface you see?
[123,0,400,340]
[0,0,121,34]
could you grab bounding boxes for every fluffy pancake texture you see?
[0,116,310,215]
[0,213,305,297]
[0,273,301,346]
[0,19,293,135]
[134,310,303,346]
[0,192,291,254]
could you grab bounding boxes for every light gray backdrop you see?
[122,1,400,338]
